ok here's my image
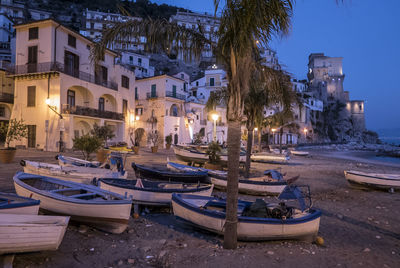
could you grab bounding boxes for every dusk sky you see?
[153,0,400,132]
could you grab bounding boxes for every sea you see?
[376,128,400,146]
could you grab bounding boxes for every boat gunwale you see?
[172,194,321,225]
[0,193,40,209]
[132,163,208,177]
[345,170,400,181]
[100,178,213,193]
[13,172,132,205]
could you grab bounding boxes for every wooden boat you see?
[173,145,246,165]
[98,178,214,206]
[13,172,132,234]
[167,161,292,195]
[291,150,309,156]
[56,155,101,168]
[251,152,290,163]
[172,188,321,241]
[344,170,400,190]
[132,162,209,183]
[0,213,69,254]
[21,160,127,184]
[0,192,40,215]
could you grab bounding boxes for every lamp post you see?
[271,128,276,145]
[303,128,308,142]
[130,114,140,147]
[211,113,219,142]
[253,127,258,151]
[46,98,63,152]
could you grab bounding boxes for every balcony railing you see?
[0,92,13,104]
[205,81,222,87]
[146,92,158,99]
[166,91,186,100]
[62,105,124,121]
[200,119,207,125]
[6,62,118,91]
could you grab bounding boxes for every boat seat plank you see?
[50,188,81,193]
[68,193,97,199]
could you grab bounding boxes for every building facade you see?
[8,19,135,151]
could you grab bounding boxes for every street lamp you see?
[271,128,277,145]
[130,114,140,147]
[303,128,308,142]
[211,113,219,142]
[45,98,64,152]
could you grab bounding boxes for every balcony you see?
[0,92,13,104]
[6,62,118,91]
[146,92,158,99]
[205,81,222,87]
[200,119,207,125]
[166,91,186,100]
[62,105,124,121]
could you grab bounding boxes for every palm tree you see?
[94,0,294,249]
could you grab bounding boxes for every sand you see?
[0,147,399,268]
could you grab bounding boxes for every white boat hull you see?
[0,205,39,215]
[14,181,131,234]
[291,150,309,156]
[23,160,127,184]
[210,176,286,195]
[0,214,69,254]
[173,146,246,164]
[172,196,321,241]
[344,170,400,190]
[251,153,290,163]
[99,182,214,206]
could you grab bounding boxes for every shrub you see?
[165,134,172,144]
[0,119,28,148]
[73,134,102,160]
[206,141,221,164]
[147,131,159,147]
[91,123,115,147]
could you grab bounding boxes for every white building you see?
[169,11,220,60]
[0,13,13,62]
[260,47,281,71]
[118,50,154,78]
[8,19,136,151]
[190,66,227,104]
[0,0,51,24]
[80,9,145,51]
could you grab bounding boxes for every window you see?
[196,81,199,86]
[121,75,129,89]
[90,22,94,29]
[151,84,156,98]
[68,34,76,48]
[135,108,143,115]
[172,85,177,97]
[28,27,38,40]
[123,99,128,115]
[359,105,362,111]
[27,46,38,72]
[0,107,5,117]
[27,86,36,107]
[98,97,105,111]
[138,58,142,66]
[67,90,75,107]
[171,105,178,117]
[95,65,108,85]
[193,90,197,97]
[64,51,79,78]
[135,87,138,100]
[209,77,214,86]
[129,56,133,63]
[180,74,184,79]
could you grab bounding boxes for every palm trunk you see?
[245,127,253,178]
[258,129,262,152]
[223,120,241,249]
[279,128,283,154]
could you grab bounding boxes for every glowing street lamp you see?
[271,128,277,145]
[211,113,219,142]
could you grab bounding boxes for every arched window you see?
[98,97,105,111]
[170,105,179,117]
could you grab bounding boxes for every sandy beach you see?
[1,147,399,268]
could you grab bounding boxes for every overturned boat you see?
[344,170,400,190]
[0,192,40,215]
[56,155,102,168]
[173,145,246,165]
[21,160,127,184]
[98,178,213,206]
[13,172,132,234]
[251,152,290,163]
[0,213,69,254]
[172,185,321,241]
[132,162,209,183]
[291,150,309,156]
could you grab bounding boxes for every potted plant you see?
[0,119,28,163]
[133,128,145,154]
[72,134,102,160]
[165,134,172,149]
[147,131,159,153]
[91,123,115,163]
[204,141,222,170]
